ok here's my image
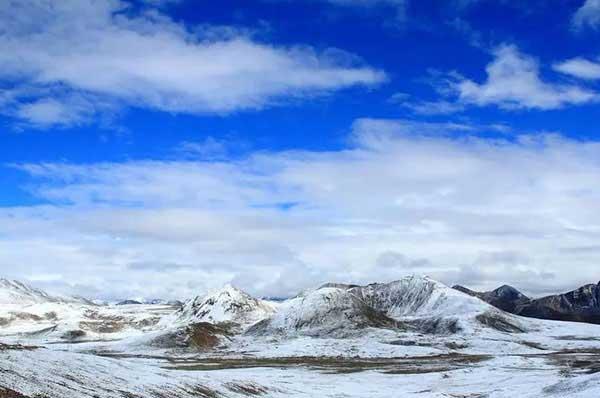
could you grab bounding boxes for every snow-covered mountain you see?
[0,278,176,342]
[0,278,91,306]
[248,286,399,337]
[0,278,54,305]
[113,298,183,306]
[248,276,523,337]
[168,284,276,330]
[350,276,489,319]
[3,275,600,398]
[453,284,530,313]
[455,281,600,324]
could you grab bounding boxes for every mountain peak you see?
[172,284,276,329]
[0,277,92,306]
[0,278,53,305]
[491,285,528,300]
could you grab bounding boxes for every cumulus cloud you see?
[454,45,598,110]
[0,0,385,128]
[397,46,599,114]
[3,120,600,299]
[572,0,600,30]
[554,57,600,80]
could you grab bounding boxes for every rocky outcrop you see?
[149,322,232,350]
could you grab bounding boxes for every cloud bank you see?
[3,120,600,299]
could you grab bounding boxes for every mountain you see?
[248,286,400,337]
[112,298,183,306]
[454,282,600,324]
[517,282,600,324]
[0,279,55,305]
[145,299,183,306]
[170,284,276,330]
[0,278,91,306]
[352,276,489,319]
[249,276,509,337]
[453,284,529,313]
[116,300,143,305]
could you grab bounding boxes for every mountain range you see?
[3,275,600,397]
[453,281,600,324]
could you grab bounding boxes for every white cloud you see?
[554,57,600,80]
[0,0,385,128]
[454,45,598,110]
[176,137,231,160]
[4,120,600,299]
[390,93,467,115]
[572,0,600,30]
[15,97,95,128]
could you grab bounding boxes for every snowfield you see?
[2,276,600,397]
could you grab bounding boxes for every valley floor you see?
[2,334,600,398]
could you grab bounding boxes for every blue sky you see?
[1,0,600,299]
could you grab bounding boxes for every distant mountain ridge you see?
[453,282,600,324]
[0,278,92,306]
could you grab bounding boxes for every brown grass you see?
[224,382,268,396]
[0,343,38,351]
[0,387,29,398]
[166,353,491,374]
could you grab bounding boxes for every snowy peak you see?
[452,284,532,314]
[490,285,528,301]
[0,278,93,306]
[350,276,489,319]
[248,286,398,337]
[249,276,497,338]
[0,278,55,305]
[173,284,276,328]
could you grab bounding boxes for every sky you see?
[1,0,600,300]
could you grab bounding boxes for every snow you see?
[249,286,395,337]
[2,276,600,397]
[354,276,491,318]
[165,284,276,329]
[0,278,91,306]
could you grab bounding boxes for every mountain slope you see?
[352,276,489,319]
[248,276,519,338]
[454,282,600,324]
[0,278,91,306]
[170,284,276,330]
[0,279,55,305]
[453,284,530,313]
[518,282,600,324]
[248,286,399,337]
